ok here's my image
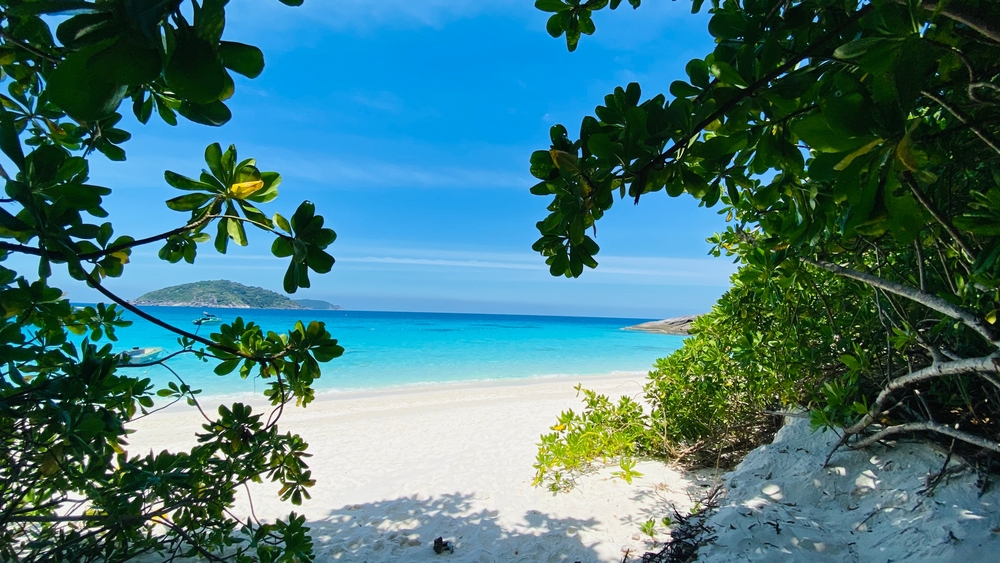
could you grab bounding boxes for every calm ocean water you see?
[104,307,685,398]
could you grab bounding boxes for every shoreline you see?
[129,372,705,562]
[181,369,653,406]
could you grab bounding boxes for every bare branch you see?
[849,421,1000,453]
[805,259,998,346]
[843,354,1000,436]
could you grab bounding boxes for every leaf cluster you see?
[0,1,344,561]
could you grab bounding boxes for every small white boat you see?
[122,346,164,365]
[193,312,222,326]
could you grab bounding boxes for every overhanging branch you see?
[630,5,873,200]
[83,273,292,364]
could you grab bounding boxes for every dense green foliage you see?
[134,280,309,309]
[0,1,342,561]
[531,0,1000,486]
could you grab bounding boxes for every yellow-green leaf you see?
[230,180,264,199]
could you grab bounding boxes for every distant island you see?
[293,299,343,310]
[624,315,700,335]
[131,280,343,310]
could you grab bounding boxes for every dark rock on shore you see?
[624,315,700,335]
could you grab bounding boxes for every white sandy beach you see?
[129,374,710,562]
[129,374,1000,562]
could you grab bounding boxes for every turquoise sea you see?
[107,307,686,398]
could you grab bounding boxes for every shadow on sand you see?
[306,491,605,563]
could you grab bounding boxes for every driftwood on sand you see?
[624,315,701,336]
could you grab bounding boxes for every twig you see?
[921,90,1000,157]
[903,172,977,263]
[914,240,926,293]
[0,29,60,62]
[919,439,955,496]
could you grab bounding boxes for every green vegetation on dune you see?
[132,280,339,309]
[531,0,1000,492]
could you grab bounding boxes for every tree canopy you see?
[531,0,1000,486]
[0,1,342,561]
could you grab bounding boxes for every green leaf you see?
[669,81,701,98]
[291,201,316,233]
[710,62,748,88]
[215,218,230,253]
[840,354,861,370]
[707,12,745,40]
[47,44,128,121]
[56,12,115,49]
[792,114,874,153]
[283,262,299,293]
[214,358,240,375]
[177,100,232,126]
[273,213,291,233]
[204,143,225,182]
[685,59,710,88]
[165,171,215,192]
[219,41,265,78]
[530,150,557,179]
[0,107,25,171]
[227,214,248,246]
[833,37,888,60]
[165,30,227,104]
[166,193,212,211]
[546,13,564,38]
[535,0,569,13]
[88,37,162,85]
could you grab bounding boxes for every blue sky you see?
[13,0,737,318]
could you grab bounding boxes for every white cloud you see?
[336,248,737,286]
[153,246,736,287]
[251,147,531,190]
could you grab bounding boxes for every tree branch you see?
[905,172,977,262]
[903,0,1000,45]
[0,210,217,261]
[921,90,1000,157]
[79,207,218,260]
[0,29,60,63]
[849,420,1000,453]
[0,241,43,256]
[805,258,998,346]
[630,4,873,200]
[843,354,1000,436]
